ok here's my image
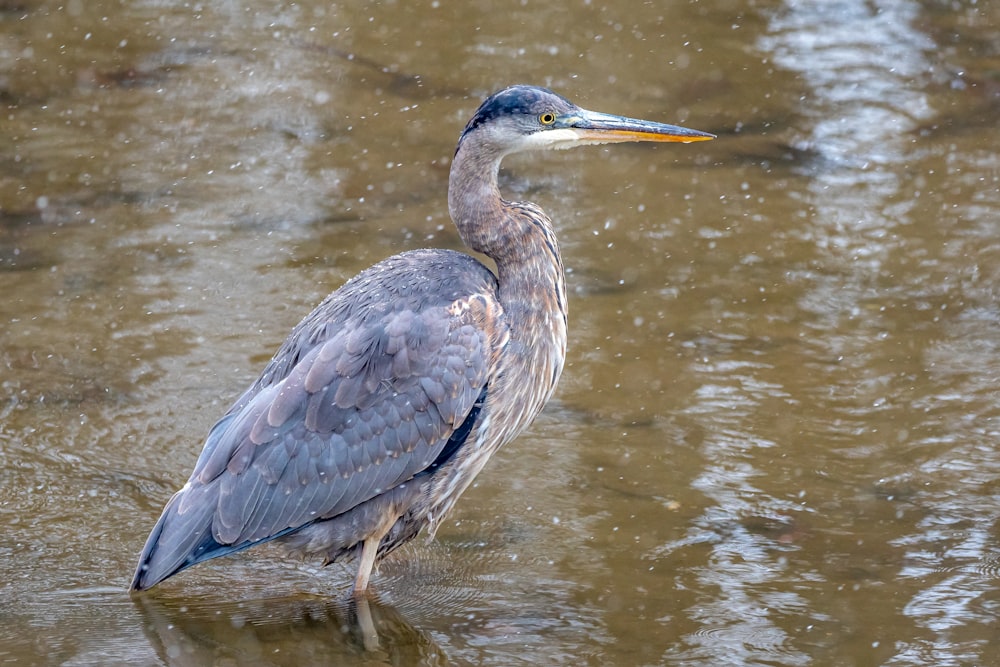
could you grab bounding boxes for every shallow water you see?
[2,0,1000,664]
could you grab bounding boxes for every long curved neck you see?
[447,138,511,260]
[447,134,568,388]
[448,135,565,302]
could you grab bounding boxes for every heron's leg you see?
[351,515,397,596]
[352,536,379,595]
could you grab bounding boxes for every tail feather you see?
[131,483,217,590]
[130,481,299,591]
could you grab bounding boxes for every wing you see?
[131,250,504,589]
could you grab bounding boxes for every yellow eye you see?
[539,112,556,125]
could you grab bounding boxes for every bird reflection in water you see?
[129,85,714,597]
[134,591,444,663]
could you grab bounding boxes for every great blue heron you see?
[130,85,714,596]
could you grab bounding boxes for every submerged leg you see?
[353,595,380,651]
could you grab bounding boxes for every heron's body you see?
[130,85,712,595]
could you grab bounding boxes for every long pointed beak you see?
[560,109,715,145]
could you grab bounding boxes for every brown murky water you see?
[3,0,1000,664]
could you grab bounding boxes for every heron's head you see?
[457,85,714,157]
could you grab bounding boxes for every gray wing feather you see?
[202,306,488,547]
[216,308,488,541]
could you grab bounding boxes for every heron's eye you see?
[539,112,556,125]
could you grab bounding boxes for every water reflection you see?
[134,593,446,665]
[642,0,1000,664]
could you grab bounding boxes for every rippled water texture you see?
[2,0,999,664]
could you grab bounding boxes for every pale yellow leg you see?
[351,515,397,597]
[352,535,380,596]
